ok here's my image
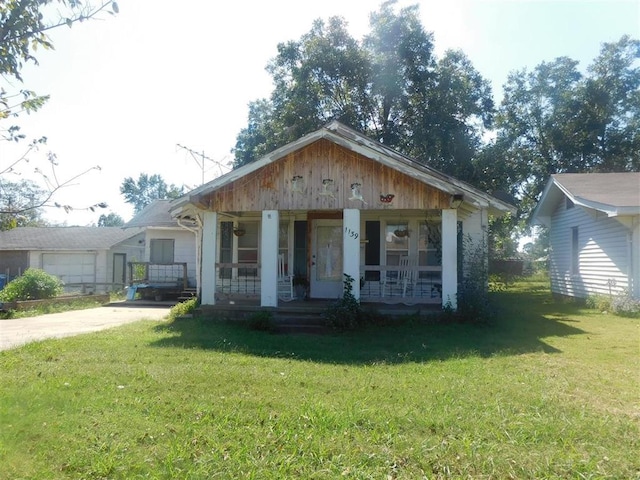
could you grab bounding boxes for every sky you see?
[1,0,638,226]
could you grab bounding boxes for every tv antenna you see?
[176,144,229,185]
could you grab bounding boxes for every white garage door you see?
[42,253,96,285]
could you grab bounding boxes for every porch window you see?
[238,222,259,277]
[418,215,442,277]
[219,222,233,279]
[385,222,409,268]
[150,239,174,264]
[279,221,290,275]
[293,221,308,277]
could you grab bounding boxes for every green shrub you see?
[585,294,611,312]
[611,292,640,318]
[0,269,63,302]
[457,235,494,324]
[323,274,363,331]
[168,297,199,321]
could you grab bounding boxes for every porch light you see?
[233,227,246,237]
[450,193,464,209]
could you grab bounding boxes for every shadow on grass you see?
[148,286,586,365]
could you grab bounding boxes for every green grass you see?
[1,278,638,479]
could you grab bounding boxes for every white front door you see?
[310,219,343,298]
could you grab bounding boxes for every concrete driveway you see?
[0,303,170,351]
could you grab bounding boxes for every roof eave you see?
[172,122,516,216]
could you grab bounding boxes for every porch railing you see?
[128,262,188,290]
[212,263,441,304]
[215,263,261,297]
[360,265,442,303]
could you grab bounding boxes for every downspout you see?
[177,216,202,300]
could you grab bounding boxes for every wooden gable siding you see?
[203,139,450,212]
[549,198,630,298]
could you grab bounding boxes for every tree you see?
[97,212,124,227]
[234,15,371,166]
[0,178,48,230]
[0,148,106,229]
[232,0,494,184]
[489,35,640,225]
[1,0,118,227]
[120,173,184,214]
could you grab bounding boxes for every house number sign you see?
[345,227,359,240]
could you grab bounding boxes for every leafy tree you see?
[1,0,118,130]
[0,149,106,229]
[120,173,184,214]
[232,0,494,183]
[234,15,371,166]
[0,178,48,230]
[1,0,117,225]
[97,212,124,227]
[489,35,639,225]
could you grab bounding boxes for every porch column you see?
[441,209,458,310]
[632,219,640,299]
[261,210,279,307]
[201,211,218,305]
[343,208,361,300]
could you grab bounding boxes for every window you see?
[293,221,308,277]
[571,227,579,275]
[418,214,442,270]
[237,222,259,277]
[219,222,233,279]
[279,221,289,275]
[150,239,174,264]
[385,222,409,268]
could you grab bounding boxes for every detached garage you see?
[0,227,145,294]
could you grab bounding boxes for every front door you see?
[113,253,126,287]
[310,219,343,298]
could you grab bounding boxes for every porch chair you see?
[382,255,418,298]
[277,253,294,301]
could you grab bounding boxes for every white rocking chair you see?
[382,255,417,298]
[277,253,294,301]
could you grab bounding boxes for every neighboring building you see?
[170,121,516,309]
[124,199,199,291]
[531,172,640,300]
[0,226,145,293]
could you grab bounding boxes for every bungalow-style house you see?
[0,226,145,293]
[531,172,640,300]
[170,121,516,309]
[123,199,198,298]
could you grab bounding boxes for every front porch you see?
[199,207,461,309]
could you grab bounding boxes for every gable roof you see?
[0,226,143,251]
[124,199,182,229]
[171,121,516,217]
[532,172,640,226]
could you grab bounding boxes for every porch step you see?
[178,288,197,301]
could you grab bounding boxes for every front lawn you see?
[0,278,637,479]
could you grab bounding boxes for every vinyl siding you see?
[549,199,630,298]
[145,229,197,287]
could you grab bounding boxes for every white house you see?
[0,226,145,293]
[170,121,515,310]
[124,199,199,293]
[531,172,640,300]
